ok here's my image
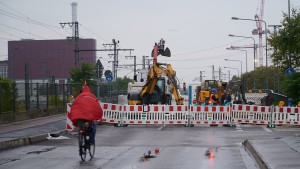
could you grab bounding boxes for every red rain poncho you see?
[70,86,103,127]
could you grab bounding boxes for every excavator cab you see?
[142,76,172,105]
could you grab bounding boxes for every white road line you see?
[158,126,164,130]
[236,123,243,131]
[262,126,273,132]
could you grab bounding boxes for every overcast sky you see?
[1,0,299,84]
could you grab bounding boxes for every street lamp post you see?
[228,34,256,71]
[224,59,242,76]
[226,47,248,73]
[238,50,248,73]
[200,71,205,83]
[224,67,239,77]
[231,16,268,89]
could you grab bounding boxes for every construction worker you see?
[221,90,227,105]
[210,88,219,106]
[221,90,232,106]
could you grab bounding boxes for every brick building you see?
[8,39,96,82]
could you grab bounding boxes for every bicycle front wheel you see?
[78,133,86,161]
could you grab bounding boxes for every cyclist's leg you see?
[77,119,85,131]
[89,123,96,144]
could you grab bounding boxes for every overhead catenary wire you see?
[172,39,248,56]
[0,2,72,37]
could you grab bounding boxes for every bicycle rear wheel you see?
[89,142,95,158]
[78,133,86,161]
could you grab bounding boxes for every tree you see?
[69,63,97,96]
[282,73,300,104]
[240,66,284,93]
[268,8,300,102]
[70,63,97,85]
[116,76,132,90]
[0,78,14,112]
[269,8,300,69]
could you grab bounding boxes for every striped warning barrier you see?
[231,104,271,124]
[190,106,231,125]
[66,103,75,131]
[273,106,300,125]
[67,102,300,128]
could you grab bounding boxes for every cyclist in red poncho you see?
[70,85,103,144]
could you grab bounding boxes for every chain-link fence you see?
[0,82,127,113]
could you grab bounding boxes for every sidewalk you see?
[244,137,300,169]
[0,114,66,151]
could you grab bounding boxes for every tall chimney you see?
[71,2,78,37]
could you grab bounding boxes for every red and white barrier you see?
[67,102,300,128]
[273,107,300,125]
[66,103,75,131]
[190,106,231,125]
[231,105,271,124]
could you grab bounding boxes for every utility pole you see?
[142,56,149,69]
[268,24,282,93]
[228,70,230,82]
[77,39,134,79]
[25,63,29,111]
[200,71,205,83]
[219,67,221,81]
[211,65,215,80]
[60,22,79,67]
[125,55,137,79]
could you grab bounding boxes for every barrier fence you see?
[66,103,300,131]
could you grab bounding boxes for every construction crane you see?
[253,0,265,68]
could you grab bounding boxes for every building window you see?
[0,66,8,78]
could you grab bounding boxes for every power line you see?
[0,29,21,39]
[0,2,71,36]
[160,51,244,62]
[172,39,247,56]
[79,24,109,43]
[0,23,47,39]
[0,36,14,41]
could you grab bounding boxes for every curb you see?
[243,139,269,169]
[0,133,48,151]
[0,130,67,151]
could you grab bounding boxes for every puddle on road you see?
[27,147,56,154]
[140,148,161,161]
[205,146,218,160]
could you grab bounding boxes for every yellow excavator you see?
[197,80,227,105]
[127,39,184,105]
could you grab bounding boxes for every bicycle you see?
[78,120,95,161]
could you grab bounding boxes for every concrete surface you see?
[0,114,65,151]
[1,114,300,169]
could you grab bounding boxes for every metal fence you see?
[0,82,127,113]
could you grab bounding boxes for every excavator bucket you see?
[161,47,171,57]
[151,47,171,57]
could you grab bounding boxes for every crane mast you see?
[254,0,265,67]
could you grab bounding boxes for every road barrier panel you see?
[231,104,271,124]
[273,106,300,125]
[66,103,300,128]
[66,103,75,131]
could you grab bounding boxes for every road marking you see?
[262,126,273,132]
[236,123,243,132]
[158,126,164,130]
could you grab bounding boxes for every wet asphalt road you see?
[0,123,299,169]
